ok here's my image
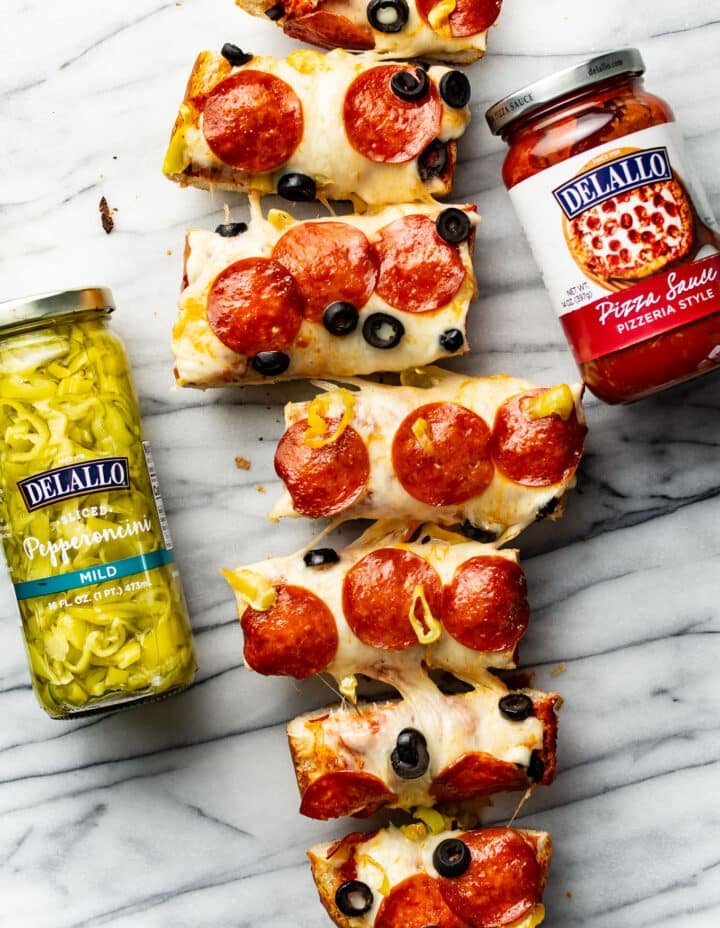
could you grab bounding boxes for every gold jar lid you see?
[0,287,115,333]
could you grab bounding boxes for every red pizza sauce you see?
[487,48,720,403]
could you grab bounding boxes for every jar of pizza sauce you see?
[0,288,197,717]
[486,48,720,403]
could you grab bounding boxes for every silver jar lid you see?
[0,287,115,332]
[486,48,646,136]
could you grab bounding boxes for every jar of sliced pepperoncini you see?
[0,288,196,717]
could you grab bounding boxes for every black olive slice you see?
[251,351,290,376]
[215,221,248,237]
[366,0,409,33]
[499,693,534,721]
[264,2,285,19]
[536,496,560,521]
[220,43,253,67]
[433,839,471,878]
[439,328,464,353]
[527,750,545,782]
[390,67,430,102]
[335,881,374,916]
[303,547,340,567]
[418,140,447,181]
[439,70,471,109]
[458,520,498,543]
[436,207,472,244]
[362,313,405,349]
[277,172,317,202]
[323,301,359,336]
[390,728,430,779]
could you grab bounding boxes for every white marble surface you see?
[2,1,720,926]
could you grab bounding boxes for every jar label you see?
[561,252,720,363]
[17,457,130,512]
[509,121,720,363]
[6,443,173,598]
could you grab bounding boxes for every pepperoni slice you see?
[392,403,493,506]
[343,65,442,164]
[283,10,374,50]
[274,417,370,517]
[202,71,303,172]
[375,874,466,928]
[342,548,443,650]
[416,0,502,36]
[272,222,378,321]
[430,753,529,803]
[240,583,338,678]
[443,557,529,653]
[437,828,541,927]
[206,258,303,356]
[491,389,586,487]
[375,215,466,313]
[530,693,559,786]
[299,771,397,819]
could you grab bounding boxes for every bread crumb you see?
[99,196,115,234]
[256,484,266,493]
[235,456,251,471]
[551,662,567,678]
[565,891,573,900]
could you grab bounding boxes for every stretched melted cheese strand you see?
[271,367,586,543]
[163,49,470,206]
[223,520,525,691]
[174,200,479,387]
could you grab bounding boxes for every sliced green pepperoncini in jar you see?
[0,288,197,718]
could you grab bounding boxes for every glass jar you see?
[486,49,720,403]
[0,288,197,718]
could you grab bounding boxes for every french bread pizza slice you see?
[223,520,530,691]
[232,0,503,64]
[163,48,471,207]
[270,368,587,543]
[308,823,551,927]
[174,200,478,386]
[287,672,559,819]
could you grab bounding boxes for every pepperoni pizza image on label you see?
[174,200,478,386]
[308,824,551,928]
[288,673,558,819]
[223,520,531,691]
[232,0,503,64]
[559,147,696,289]
[163,48,471,207]
[270,368,586,543]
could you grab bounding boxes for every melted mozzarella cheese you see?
[165,49,471,205]
[225,520,519,689]
[270,368,585,544]
[173,201,479,387]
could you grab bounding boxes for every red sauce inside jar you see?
[487,49,720,403]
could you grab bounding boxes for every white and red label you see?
[509,122,720,363]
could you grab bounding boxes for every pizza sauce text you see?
[487,48,720,403]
